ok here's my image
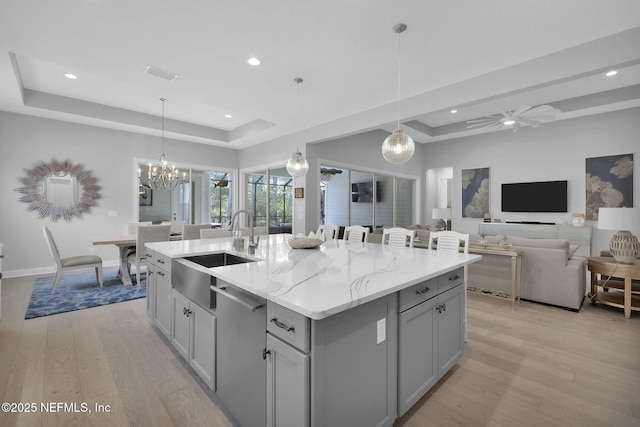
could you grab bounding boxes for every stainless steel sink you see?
[172,253,256,310]
[184,253,255,268]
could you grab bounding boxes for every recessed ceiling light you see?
[247,57,261,66]
[503,119,516,126]
[605,70,618,77]
[450,109,458,114]
[64,73,78,80]
[225,114,233,118]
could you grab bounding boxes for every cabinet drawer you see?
[154,252,172,273]
[439,267,464,293]
[399,278,438,312]
[267,302,310,353]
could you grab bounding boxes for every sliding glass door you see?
[245,168,293,232]
[320,164,415,230]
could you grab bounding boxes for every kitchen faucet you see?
[228,210,259,254]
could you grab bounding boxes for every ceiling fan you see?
[467,104,561,133]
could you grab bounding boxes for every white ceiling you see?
[1,0,639,149]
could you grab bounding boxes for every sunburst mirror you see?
[16,158,101,222]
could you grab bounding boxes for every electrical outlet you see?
[377,318,386,344]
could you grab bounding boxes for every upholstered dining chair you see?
[343,225,369,243]
[382,228,415,248]
[42,226,103,294]
[200,229,233,239]
[162,220,187,235]
[317,224,339,240]
[428,230,470,342]
[240,227,269,236]
[182,224,211,240]
[124,221,152,234]
[127,225,171,286]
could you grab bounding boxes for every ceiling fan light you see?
[382,128,415,164]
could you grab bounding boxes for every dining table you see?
[89,234,182,286]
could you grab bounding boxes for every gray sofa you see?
[507,235,586,311]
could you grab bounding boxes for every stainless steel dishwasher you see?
[212,279,267,427]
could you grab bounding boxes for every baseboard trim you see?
[2,260,120,279]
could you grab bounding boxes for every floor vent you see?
[145,65,179,81]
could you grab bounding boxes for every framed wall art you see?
[586,153,633,220]
[462,167,490,218]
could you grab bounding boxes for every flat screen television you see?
[501,180,568,212]
[352,181,378,202]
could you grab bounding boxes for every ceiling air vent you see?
[144,65,179,81]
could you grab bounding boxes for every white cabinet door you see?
[266,333,309,427]
[398,296,438,416]
[437,285,464,378]
[171,290,191,360]
[154,267,172,338]
[190,303,216,391]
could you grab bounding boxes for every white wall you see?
[0,111,238,275]
[423,107,640,255]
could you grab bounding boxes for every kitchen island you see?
[145,234,481,427]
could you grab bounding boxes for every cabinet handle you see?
[436,305,442,313]
[146,253,153,258]
[157,259,165,264]
[209,285,265,312]
[183,307,187,316]
[270,317,295,332]
[186,309,192,317]
[442,302,447,312]
[262,348,271,360]
[415,286,431,295]
[449,274,460,281]
[157,271,165,277]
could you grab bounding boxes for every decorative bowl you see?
[288,237,324,249]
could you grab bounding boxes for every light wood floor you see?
[1,275,638,427]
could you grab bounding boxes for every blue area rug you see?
[25,268,146,319]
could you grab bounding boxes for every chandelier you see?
[286,78,309,178]
[148,98,184,190]
[382,23,415,165]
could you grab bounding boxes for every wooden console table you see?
[588,257,640,318]
[415,242,522,309]
[467,245,522,309]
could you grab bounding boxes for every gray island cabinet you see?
[146,234,481,427]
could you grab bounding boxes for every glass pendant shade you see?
[286,151,309,177]
[381,128,415,164]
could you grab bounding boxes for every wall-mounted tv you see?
[501,180,568,212]
[352,181,378,202]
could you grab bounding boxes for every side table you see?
[588,257,640,318]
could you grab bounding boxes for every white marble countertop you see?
[147,234,482,320]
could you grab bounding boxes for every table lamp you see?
[597,207,640,263]
[432,208,451,231]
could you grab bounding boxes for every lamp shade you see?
[432,208,451,219]
[598,207,640,263]
[597,207,640,231]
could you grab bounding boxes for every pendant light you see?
[148,98,184,190]
[286,77,310,177]
[382,23,415,165]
